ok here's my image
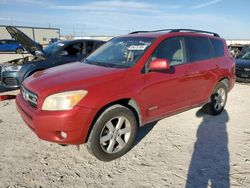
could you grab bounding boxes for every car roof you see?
[60,39,105,44]
[120,29,221,39]
[120,32,168,38]
[0,39,17,42]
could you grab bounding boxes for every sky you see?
[0,0,250,39]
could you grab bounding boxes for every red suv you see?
[16,29,235,161]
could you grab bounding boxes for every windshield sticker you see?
[128,45,147,50]
[57,43,65,46]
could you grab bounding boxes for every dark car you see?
[235,52,250,82]
[16,29,235,161]
[0,39,24,53]
[228,44,250,58]
[0,26,105,89]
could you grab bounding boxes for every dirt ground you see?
[0,54,249,188]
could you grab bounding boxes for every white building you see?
[226,39,250,46]
[0,25,60,45]
[71,36,113,41]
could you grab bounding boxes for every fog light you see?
[60,131,67,139]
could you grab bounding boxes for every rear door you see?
[185,36,217,104]
[7,40,20,51]
[142,37,194,121]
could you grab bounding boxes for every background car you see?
[235,52,250,82]
[0,26,105,89]
[0,39,24,53]
[228,44,250,58]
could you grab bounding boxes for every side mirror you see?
[149,58,170,72]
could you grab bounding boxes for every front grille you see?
[3,77,18,86]
[21,86,38,108]
[0,65,2,82]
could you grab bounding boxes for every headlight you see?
[42,90,88,111]
[4,65,22,71]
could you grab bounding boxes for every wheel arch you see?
[218,77,229,89]
[15,47,24,53]
[85,98,142,143]
[206,77,229,104]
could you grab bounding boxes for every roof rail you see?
[129,28,220,37]
[129,31,151,34]
[129,29,173,35]
[169,29,220,37]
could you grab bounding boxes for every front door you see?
[142,37,194,122]
[55,42,85,65]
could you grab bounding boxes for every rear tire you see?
[87,105,137,161]
[202,82,228,115]
[16,48,24,54]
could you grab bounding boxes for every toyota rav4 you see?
[16,29,235,161]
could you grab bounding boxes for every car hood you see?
[23,62,127,98]
[6,26,45,56]
[236,59,250,69]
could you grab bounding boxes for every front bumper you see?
[235,68,250,83]
[16,93,96,145]
[236,68,250,77]
[236,76,250,83]
[0,70,21,88]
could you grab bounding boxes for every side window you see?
[187,37,213,62]
[86,41,95,54]
[210,38,224,57]
[1,40,7,44]
[60,42,83,56]
[8,40,17,44]
[151,37,185,66]
[92,42,104,51]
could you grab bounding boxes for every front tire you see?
[87,105,137,161]
[203,82,228,115]
[16,48,24,54]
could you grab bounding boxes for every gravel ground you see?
[0,54,249,188]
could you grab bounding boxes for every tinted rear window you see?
[210,38,224,57]
[187,36,213,62]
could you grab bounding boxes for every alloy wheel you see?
[100,116,131,154]
[214,88,226,111]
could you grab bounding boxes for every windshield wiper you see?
[85,59,103,66]
[85,59,120,68]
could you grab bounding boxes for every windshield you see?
[84,37,154,68]
[43,42,65,56]
[241,52,250,60]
